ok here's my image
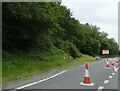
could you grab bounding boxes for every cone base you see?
[105,67,111,69]
[80,82,94,86]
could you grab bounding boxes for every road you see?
[14,59,119,90]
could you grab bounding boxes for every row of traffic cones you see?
[105,58,119,69]
[80,58,119,86]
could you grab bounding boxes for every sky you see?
[61,0,119,44]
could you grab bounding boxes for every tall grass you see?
[2,48,73,82]
[2,48,95,83]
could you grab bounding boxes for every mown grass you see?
[2,48,96,83]
[0,61,2,83]
[62,54,96,68]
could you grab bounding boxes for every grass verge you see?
[2,48,96,83]
[62,54,96,69]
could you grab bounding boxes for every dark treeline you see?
[2,2,119,58]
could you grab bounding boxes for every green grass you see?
[2,48,96,83]
[0,61,2,83]
[62,54,96,68]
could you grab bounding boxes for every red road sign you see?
[102,50,109,54]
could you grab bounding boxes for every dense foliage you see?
[2,2,119,58]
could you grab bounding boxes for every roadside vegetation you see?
[2,2,119,82]
[3,47,95,82]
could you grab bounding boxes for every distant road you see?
[14,59,119,90]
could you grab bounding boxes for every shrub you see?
[56,40,82,59]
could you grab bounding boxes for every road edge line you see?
[16,70,68,89]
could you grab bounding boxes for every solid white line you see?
[98,86,104,90]
[104,80,109,84]
[16,82,39,89]
[16,70,67,89]
[109,76,113,79]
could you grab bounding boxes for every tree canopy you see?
[2,2,119,58]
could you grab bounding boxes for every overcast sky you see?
[61,0,119,43]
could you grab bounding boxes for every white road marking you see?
[109,76,113,79]
[16,70,68,89]
[112,73,115,75]
[114,67,120,72]
[104,80,109,84]
[98,86,104,90]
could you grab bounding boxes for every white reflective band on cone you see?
[106,61,109,64]
[85,69,89,77]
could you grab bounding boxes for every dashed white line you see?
[109,76,113,79]
[112,73,115,75]
[98,86,104,90]
[104,80,109,84]
[16,70,68,89]
[98,62,119,90]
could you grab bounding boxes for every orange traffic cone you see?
[80,63,94,86]
[111,61,115,67]
[105,61,111,69]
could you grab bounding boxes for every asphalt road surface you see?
[14,59,119,90]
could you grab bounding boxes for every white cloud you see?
[62,0,119,3]
[61,0,119,43]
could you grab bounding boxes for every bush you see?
[67,42,82,58]
[56,40,82,59]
